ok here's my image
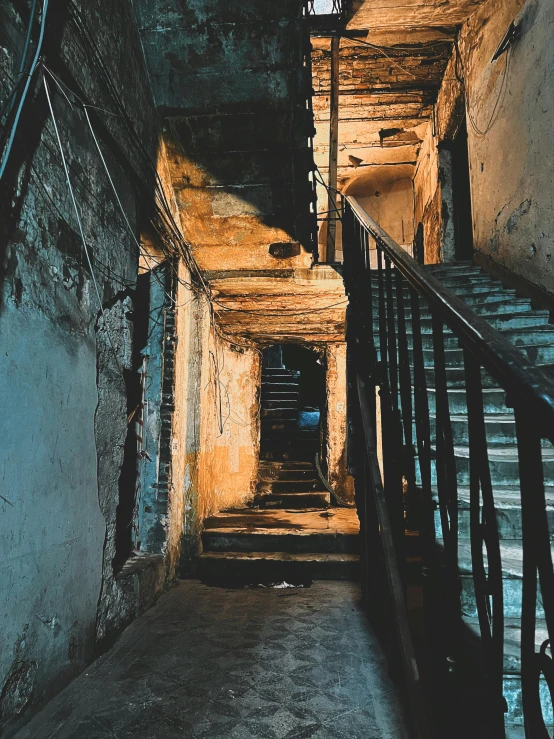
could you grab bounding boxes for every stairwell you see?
[198,364,360,583]
[374,262,554,731]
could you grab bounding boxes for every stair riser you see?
[424,389,508,414]
[423,368,498,389]
[429,417,517,446]
[257,480,325,493]
[261,409,297,419]
[420,457,554,487]
[371,300,532,317]
[263,392,299,401]
[371,275,495,288]
[262,383,300,392]
[253,492,331,509]
[375,329,554,351]
[461,577,544,619]
[197,557,359,582]
[258,469,320,481]
[434,508,554,540]
[373,314,549,334]
[202,532,359,554]
[260,449,316,462]
[405,345,554,368]
[504,677,553,728]
[263,400,299,409]
[371,283,510,297]
[259,462,314,471]
[261,420,301,431]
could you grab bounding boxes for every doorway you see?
[451,118,474,260]
[260,344,325,463]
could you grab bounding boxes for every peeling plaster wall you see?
[325,344,355,504]
[413,122,443,263]
[413,0,553,279]
[458,0,553,290]
[0,1,161,732]
[197,334,261,524]
[135,0,316,271]
[345,172,415,249]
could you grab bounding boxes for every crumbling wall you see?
[414,0,553,281]
[457,0,553,291]
[134,0,316,271]
[0,0,161,732]
[413,122,443,264]
[197,332,261,523]
[344,169,415,249]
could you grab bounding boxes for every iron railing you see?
[342,194,554,738]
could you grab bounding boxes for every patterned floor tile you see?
[16,581,409,739]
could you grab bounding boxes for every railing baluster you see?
[464,350,505,736]
[515,409,554,738]
[395,269,416,495]
[342,194,554,738]
[385,255,399,411]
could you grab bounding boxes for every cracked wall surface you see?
[0,0,162,732]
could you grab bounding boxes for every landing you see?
[204,507,360,535]
[17,581,408,739]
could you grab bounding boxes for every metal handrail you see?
[343,192,554,737]
[346,196,554,440]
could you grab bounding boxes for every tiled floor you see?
[17,581,409,739]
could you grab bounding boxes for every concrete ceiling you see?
[207,268,347,344]
[313,0,487,201]
[312,33,451,198]
[347,0,487,30]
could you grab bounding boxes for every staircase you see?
[259,366,320,462]
[197,367,360,583]
[377,262,554,732]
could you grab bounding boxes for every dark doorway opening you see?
[260,344,325,462]
[451,118,474,260]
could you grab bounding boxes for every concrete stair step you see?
[432,485,554,540]
[372,296,530,315]
[258,468,321,481]
[262,368,299,377]
[428,413,554,447]
[424,386,509,414]
[376,325,554,351]
[257,479,326,493]
[373,311,551,334]
[253,491,331,509]
[262,391,300,401]
[262,399,300,409]
[260,408,298,419]
[202,509,359,554]
[407,344,554,368]
[262,382,300,392]
[260,449,315,461]
[197,551,360,582]
[261,419,301,431]
[259,461,314,471]
[371,273,495,287]
[202,528,358,554]
[461,617,552,728]
[432,540,545,618]
[422,445,554,487]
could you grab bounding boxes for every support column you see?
[325,343,355,503]
[326,35,340,263]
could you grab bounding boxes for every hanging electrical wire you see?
[454,34,511,138]
[43,72,122,370]
[0,0,49,180]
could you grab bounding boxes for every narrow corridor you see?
[17,581,408,739]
